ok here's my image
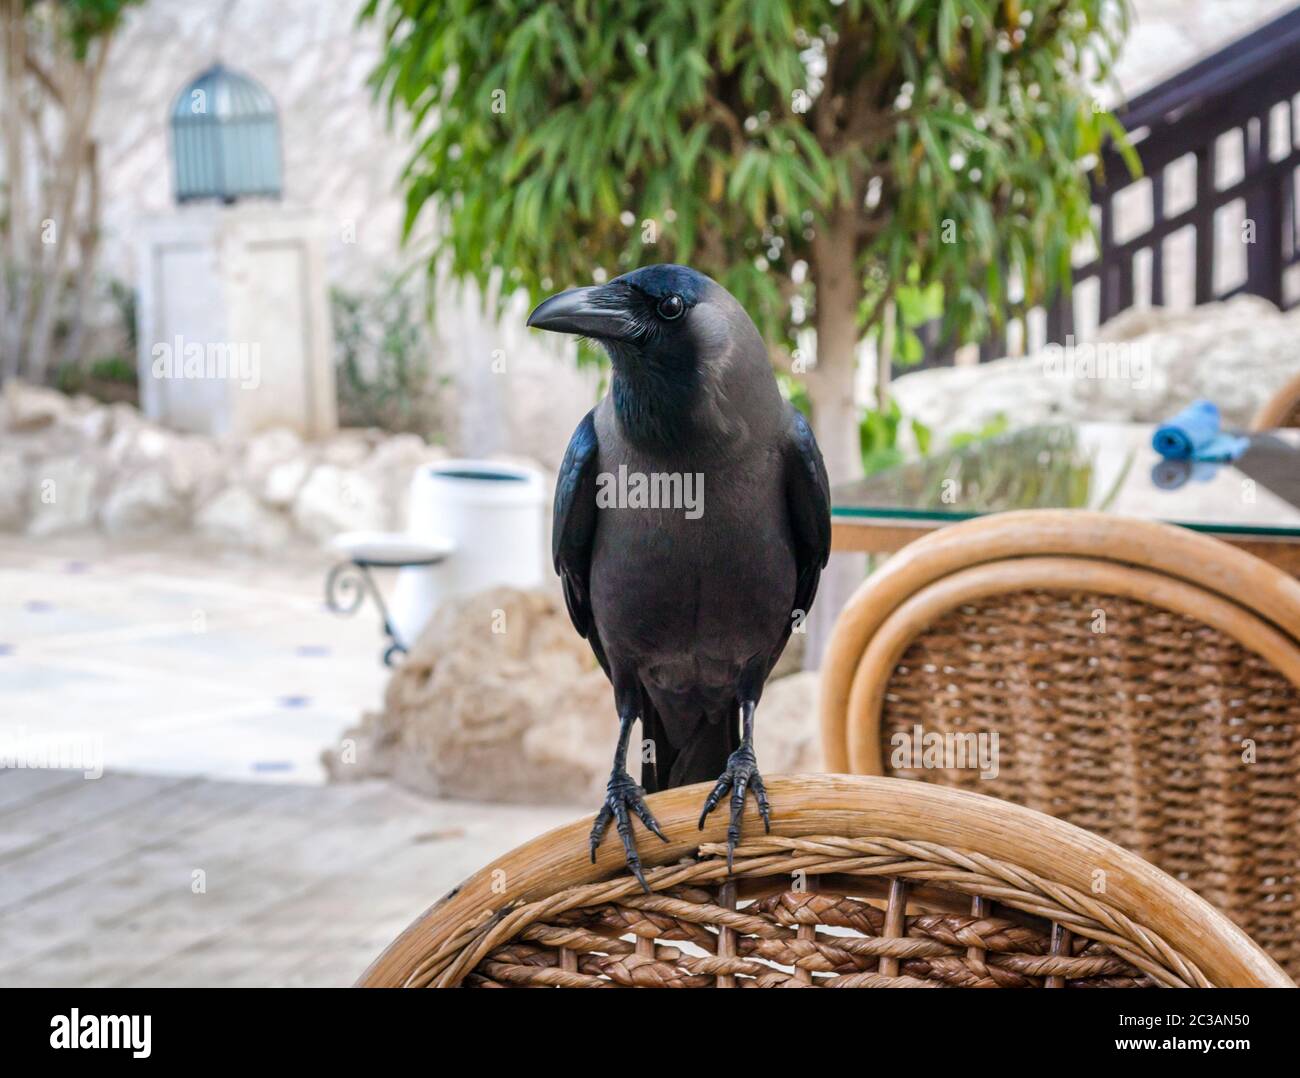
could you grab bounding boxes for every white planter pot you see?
[389,459,547,647]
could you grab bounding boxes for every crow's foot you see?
[589,769,667,893]
[697,741,771,870]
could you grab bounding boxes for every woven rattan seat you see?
[358,775,1291,988]
[820,510,1300,978]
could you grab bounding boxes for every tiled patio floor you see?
[0,535,584,986]
[0,768,575,987]
[0,534,393,783]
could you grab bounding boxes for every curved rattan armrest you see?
[357,775,1292,988]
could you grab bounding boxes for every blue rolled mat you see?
[1152,399,1250,462]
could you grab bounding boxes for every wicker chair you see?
[358,774,1291,987]
[1252,369,1300,430]
[819,509,1300,978]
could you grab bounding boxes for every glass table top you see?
[831,422,1300,539]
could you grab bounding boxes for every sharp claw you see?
[591,770,662,888]
[589,803,613,862]
[630,798,669,842]
[614,800,653,892]
[698,744,769,871]
[698,776,730,829]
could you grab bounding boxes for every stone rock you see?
[241,427,304,488]
[892,355,1068,452]
[26,456,100,536]
[165,435,228,502]
[106,401,144,438]
[105,421,176,472]
[100,467,186,536]
[3,381,69,431]
[128,425,174,461]
[0,451,29,530]
[291,464,388,540]
[0,420,83,459]
[319,430,378,468]
[894,297,1300,450]
[0,387,467,545]
[61,402,115,445]
[1079,296,1300,426]
[364,431,436,474]
[98,418,228,507]
[261,457,310,508]
[324,587,611,803]
[195,485,292,551]
[324,586,827,804]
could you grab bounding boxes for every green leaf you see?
[360,0,1137,474]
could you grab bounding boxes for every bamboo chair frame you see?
[358,775,1291,988]
[819,509,1300,977]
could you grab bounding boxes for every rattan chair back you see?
[358,775,1291,988]
[820,510,1300,977]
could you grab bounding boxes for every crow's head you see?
[528,264,772,449]
[526,264,720,364]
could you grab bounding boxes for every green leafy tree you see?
[365,0,1131,481]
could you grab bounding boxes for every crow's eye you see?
[657,294,685,320]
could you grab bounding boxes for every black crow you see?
[527,264,830,888]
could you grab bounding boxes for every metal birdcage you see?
[170,63,282,203]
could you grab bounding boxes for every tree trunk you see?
[803,209,867,670]
[806,210,861,485]
[1,10,113,385]
[63,138,100,367]
[1,0,29,379]
[26,38,108,383]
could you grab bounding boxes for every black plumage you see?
[529,264,831,887]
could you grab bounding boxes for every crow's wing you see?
[780,404,832,642]
[553,408,609,676]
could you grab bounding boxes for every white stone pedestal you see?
[134,204,337,439]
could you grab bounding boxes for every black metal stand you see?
[325,559,410,667]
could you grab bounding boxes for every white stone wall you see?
[893,296,1300,449]
[94,0,599,467]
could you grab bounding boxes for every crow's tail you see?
[639,691,738,793]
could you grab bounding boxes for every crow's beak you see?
[526,285,635,340]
